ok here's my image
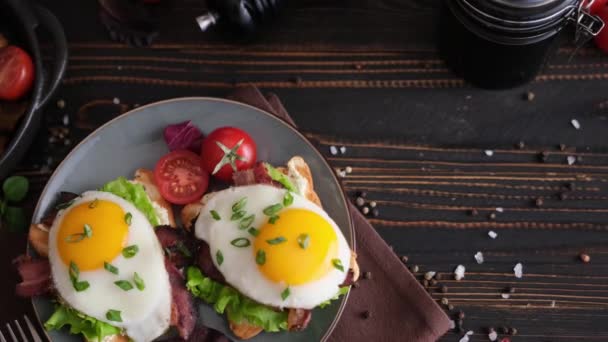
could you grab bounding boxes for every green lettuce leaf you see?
[264,163,299,194]
[45,304,121,342]
[186,266,288,332]
[100,177,159,226]
[318,286,350,308]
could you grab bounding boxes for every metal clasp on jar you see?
[572,0,605,41]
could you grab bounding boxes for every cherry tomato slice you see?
[200,127,257,182]
[0,46,35,101]
[154,150,209,204]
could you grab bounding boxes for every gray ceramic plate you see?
[30,97,354,342]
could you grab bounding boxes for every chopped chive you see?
[133,272,145,291]
[122,245,139,258]
[230,238,251,248]
[231,210,246,221]
[55,199,75,210]
[65,234,85,243]
[281,286,291,300]
[266,236,287,245]
[239,214,255,229]
[263,203,283,216]
[73,280,90,292]
[248,227,260,237]
[114,280,133,291]
[216,250,224,266]
[297,234,310,250]
[283,192,294,207]
[104,262,119,275]
[332,258,345,272]
[269,215,280,224]
[83,224,93,238]
[232,197,247,212]
[256,250,266,265]
[106,310,122,322]
[88,199,98,209]
[124,212,132,225]
[69,261,79,281]
[210,210,221,221]
[176,242,192,257]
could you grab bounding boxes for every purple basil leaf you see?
[163,121,203,153]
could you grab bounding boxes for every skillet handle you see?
[32,5,68,110]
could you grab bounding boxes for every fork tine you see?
[0,330,7,342]
[23,316,42,342]
[5,324,17,342]
[13,321,27,342]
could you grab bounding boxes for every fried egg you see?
[194,184,351,309]
[47,191,171,342]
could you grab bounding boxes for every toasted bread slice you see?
[285,156,321,207]
[229,320,264,340]
[99,334,129,342]
[28,223,49,257]
[134,168,176,227]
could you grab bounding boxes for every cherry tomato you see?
[200,127,257,182]
[585,0,608,14]
[154,150,209,204]
[595,6,608,53]
[0,46,35,101]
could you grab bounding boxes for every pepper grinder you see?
[196,0,284,33]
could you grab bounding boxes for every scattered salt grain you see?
[459,331,474,342]
[113,97,120,105]
[337,169,346,178]
[330,146,338,155]
[571,119,581,130]
[424,271,436,281]
[474,252,484,264]
[489,331,498,341]
[454,265,466,281]
[62,114,70,126]
[495,207,504,213]
[449,320,456,330]
[551,300,556,308]
[345,166,353,174]
[488,230,498,239]
[339,146,347,154]
[514,263,523,278]
[501,293,510,299]
[484,150,494,157]
[567,156,576,165]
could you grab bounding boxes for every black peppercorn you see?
[363,271,372,280]
[430,279,438,286]
[356,191,367,198]
[457,311,465,320]
[468,208,479,216]
[362,310,371,319]
[440,285,448,293]
[559,192,568,201]
[506,286,516,294]
[539,151,549,162]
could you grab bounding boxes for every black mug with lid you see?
[439,0,605,89]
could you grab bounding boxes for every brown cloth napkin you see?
[228,85,451,342]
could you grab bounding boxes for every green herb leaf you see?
[210,210,221,221]
[231,210,246,221]
[176,242,192,257]
[230,238,251,248]
[88,199,98,209]
[264,163,299,194]
[239,214,255,230]
[134,272,145,291]
[69,261,80,281]
[124,212,132,225]
[212,139,246,175]
[55,199,75,210]
[256,250,266,265]
[248,227,260,237]
[104,262,118,275]
[232,197,247,212]
[3,176,29,202]
[105,310,122,322]
[101,177,159,226]
[216,250,224,266]
[4,206,27,232]
[268,215,279,224]
[122,245,139,258]
[65,234,85,243]
[83,224,93,238]
[332,258,345,272]
[297,233,310,250]
[114,280,133,291]
[73,280,90,292]
[263,203,283,217]
[281,287,291,300]
[283,192,294,207]
[266,236,287,245]
[45,303,122,341]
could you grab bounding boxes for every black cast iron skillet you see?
[0,0,68,179]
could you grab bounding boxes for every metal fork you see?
[0,316,43,342]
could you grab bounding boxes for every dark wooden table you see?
[3,0,608,341]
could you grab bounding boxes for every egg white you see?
[48,191,172,342]
[194,184,351,309]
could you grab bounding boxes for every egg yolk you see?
[254,209,338,285]
[57,200,129,271]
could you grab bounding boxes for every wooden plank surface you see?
[3,0,608,340]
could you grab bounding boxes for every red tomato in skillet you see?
[595,6,608,53]
[154,150,209,204]
[200,127,257,182]
[585,0,608,14]
[0,46,35,101]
